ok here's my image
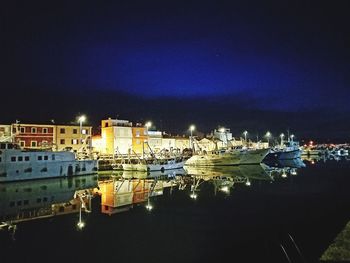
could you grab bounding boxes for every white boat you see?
[0,142,98,182]
[268,141,301,160]
[122,157,185,171]
[185,148,269,166]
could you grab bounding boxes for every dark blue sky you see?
[2,1,350,139]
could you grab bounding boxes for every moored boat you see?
[185,148,269,166]
[122,157,185,171]
[0,142,98,182]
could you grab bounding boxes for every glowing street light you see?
[265,131,271,146]
[290,134,295,142]
[145,121,152,129]
[280,133,285,146]
[189,125,195,150]
[243,130,248,145]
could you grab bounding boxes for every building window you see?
[60,139,65,144]
[11,157,16,162]
[44,156,48,160]
[31,127,37,133]
[0,157,1,162]
[60,128,65,134]
[43,128,48,133]
[20,127,25,133]
[52,154,55,160]
[38,156,42,161]
[82,129,87,135]
[73,129,78,134]
[136,139,141,145]
[42,140,48,147]
[31,141,37,147]
[136,130,140,137]
[72,139,78,145]
[25,156,30,161]
[12,127,17,133]
[18,156,23,161]
[19,141,25,147]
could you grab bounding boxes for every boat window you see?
[38,156,42,161]
[36,198,42,203]
[25,156,30,161]
[17,201,22,206]
[11,156,16,162]
[0,143,5,149]
[0,157,1,162]
[52,154,55,160]
[44,156,48,160]
[7,144,13,149]
[24,200,29,205]
[9,201,15,207]
[18,156,23,161]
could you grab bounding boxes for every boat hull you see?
[122,161,185,171]
[0,160,98,182]
[185,148,269,166]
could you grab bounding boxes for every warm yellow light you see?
[77,221,85,229]
[145,121,152,128]
[245,180,251,186]
[146,204,153,211]
[78,115,86,123]
[190,193,197,199]
[220,186,230,193]
[219,128,226,133]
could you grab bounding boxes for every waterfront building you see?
[197,138,217,152]
[132,124,148,154]
[11,123,55,149]
[147,131,163,153]
[162,137,176,151]
[91,135,103,153]
[55,124,92,152]
[175,136,190,151]
[0,125,11,142]
[101,118,133,155]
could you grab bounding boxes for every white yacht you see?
[0,142,98,182]
[185,148,269,166]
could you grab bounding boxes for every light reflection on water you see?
[1,156,350,262]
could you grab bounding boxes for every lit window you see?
[82,129,87,135]
[136,130,140,137]
[72,139,78,145]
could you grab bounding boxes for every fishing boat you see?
[266,141,301,160]
[185,148,269,166]
[0,142,98,182]
[122,156,185,172]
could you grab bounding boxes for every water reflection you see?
[0,175,98,236]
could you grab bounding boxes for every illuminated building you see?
[132,124,148,154]
[101,118,133,155]
[55,124,92,152]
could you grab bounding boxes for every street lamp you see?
[243,131,248,146]
[265,131,271,146]
[189,125,195,151]
[143,121,152,158]
[290,134,295,142]
[280,133,285,146]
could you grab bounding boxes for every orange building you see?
[131,125,148,154]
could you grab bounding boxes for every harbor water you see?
[1,156,350,262]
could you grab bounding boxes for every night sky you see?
[2,1,350,141]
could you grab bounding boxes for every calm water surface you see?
[1,156,350,263]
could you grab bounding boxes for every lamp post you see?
[144,121,152,158]
[280,133,285,146]
[243,130,248,146]
[265,131,271,147]
[189,125,195,151]
[290,134,295,142]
